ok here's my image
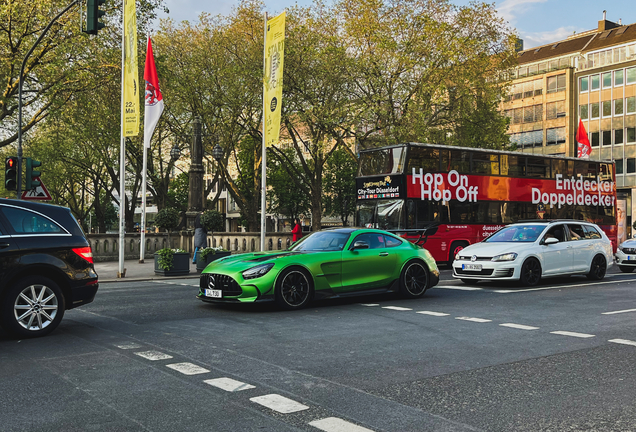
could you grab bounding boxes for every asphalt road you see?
[2,266,636,432]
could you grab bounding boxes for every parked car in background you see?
[199,228,439,309]
[0,199,99,338]
[615,239,636,273]
[453,220,613,286]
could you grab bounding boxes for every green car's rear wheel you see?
[400,260,429,298]
[275,267,313,310]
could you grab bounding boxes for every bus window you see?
[507,155,525,177]
[472,153,499,175]
[376,199,404,230]
[599,163,613,181]
[407,147,440,173]
[357,202,376,228]
[575,161,597,179]
[449,150,470,173]
[359,146,406,176]
[526,156,550,178]
[551,159,565,178]
[408,200,446,228]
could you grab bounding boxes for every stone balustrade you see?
[87,231,294,262]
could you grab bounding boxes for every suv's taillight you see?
[73,246,94,264]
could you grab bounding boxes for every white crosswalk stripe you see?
[166,363,210,375]
[134,351,173,361]
[204,378,255,392]
[249,394,309,413]
[309,417,375,432]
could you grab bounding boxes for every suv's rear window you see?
[2,207,64,234]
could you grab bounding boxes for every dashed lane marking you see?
[249,394,309,414]
[609,339,636,347]
[134,351,173,361]
[416,311,450,317]
[115,342,143,350]
[166,362,210,375]
[456,317,492,323]
[499,323,540,331]
[602,308,636,315]
[309,417,375,432]
[550,331,595,338]
[435,285,483,291]
[494,278,636,293]
[381,306,412,311]
[204,378,255,392]
[359,304,380,307]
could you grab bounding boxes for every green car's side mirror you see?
[351,240,369,250]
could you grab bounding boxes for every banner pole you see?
[261,12,268,252]
[118,1,126,277]
[140,34,149,263]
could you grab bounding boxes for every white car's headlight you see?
[242,263,275,280]
[491,253,517,262]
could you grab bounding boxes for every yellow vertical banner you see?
[263,12,285,147]
[123,0,139,136]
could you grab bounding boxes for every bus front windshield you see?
[485,225,546,243]
[291,231,351,252]
[356,199,405,230]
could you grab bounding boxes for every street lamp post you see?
[212,142,225,230]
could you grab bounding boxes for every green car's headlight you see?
[242,263,275,280]
[491,253,517,262]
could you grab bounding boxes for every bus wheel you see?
[619,265,635,273]
[448,241,468,267]
[520,258,541,287]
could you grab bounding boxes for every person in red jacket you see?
[291,218,302,242]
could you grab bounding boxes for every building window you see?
[627,127,636,143]
[615,70,624,86]
[580,76,588,92]
[615,98,624,115]
[547,74,566,93]
[615,129,624,145]
[591,74,600,90]
[602,72,612,88]
[512,108,523,124]
[627,67,636,84]
[628,158,636,174]
[533,79,543,96]
[518,67,528,78]
[591,132,599,147]
[602,130,612,146]
[616,159,624,174]
[546,127,566,145]
[523,81,534,98]
[512,83,523,100]
[627,96,636,114]
[546,101,565,120]
[580,104,588,119]
[602,100,612,117]
[510,130,543,148]
[591,102,600,119]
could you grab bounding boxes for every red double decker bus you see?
[356,143,617,264]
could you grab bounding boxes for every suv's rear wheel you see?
[586,255,607,280]
[0,276,65,338]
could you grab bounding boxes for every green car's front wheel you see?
[275,267,313,310]
[400,260,429,298]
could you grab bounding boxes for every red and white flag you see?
[144,36,163,148]
[576,118,591,159]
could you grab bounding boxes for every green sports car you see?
[197,228,440,309]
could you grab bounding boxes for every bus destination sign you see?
[357,175,404,200]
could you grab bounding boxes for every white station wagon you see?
[452,220,613,286]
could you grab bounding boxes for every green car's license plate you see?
[205,289,222,298]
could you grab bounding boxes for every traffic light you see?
[25,157,41,190]
[5,156,18,191]
[85,0,106,35]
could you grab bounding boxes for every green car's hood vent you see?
[246,251,304,262]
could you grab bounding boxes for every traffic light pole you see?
[16,0,79,198]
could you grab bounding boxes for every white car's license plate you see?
[462,264,482,271]
[205,289,222,298]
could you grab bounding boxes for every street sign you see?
[21,177,52,200]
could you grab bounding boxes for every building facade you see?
[503,14,636,234]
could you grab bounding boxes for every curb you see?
[99,274,201,284]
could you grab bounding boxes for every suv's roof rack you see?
[517,219,589,224]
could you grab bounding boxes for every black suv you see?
[0,198,98,338]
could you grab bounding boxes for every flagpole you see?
[261,12,268,252]
[118,1,126,277]
[140,34,149,263]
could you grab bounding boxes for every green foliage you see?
[154,208,180,232]
[323,146,358,226]
[199,246,229,260]
[200,210,224,232]
[156,248,187,271]
[267,147,311,220]
[167,172,189,212]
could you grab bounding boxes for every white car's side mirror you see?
[544,237,559,245]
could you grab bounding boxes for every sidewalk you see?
[94,260,200,283]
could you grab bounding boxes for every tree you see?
[167,172,189,212]
[323,146,357,226]
[200,209,224,232]
[267,146,311,222]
